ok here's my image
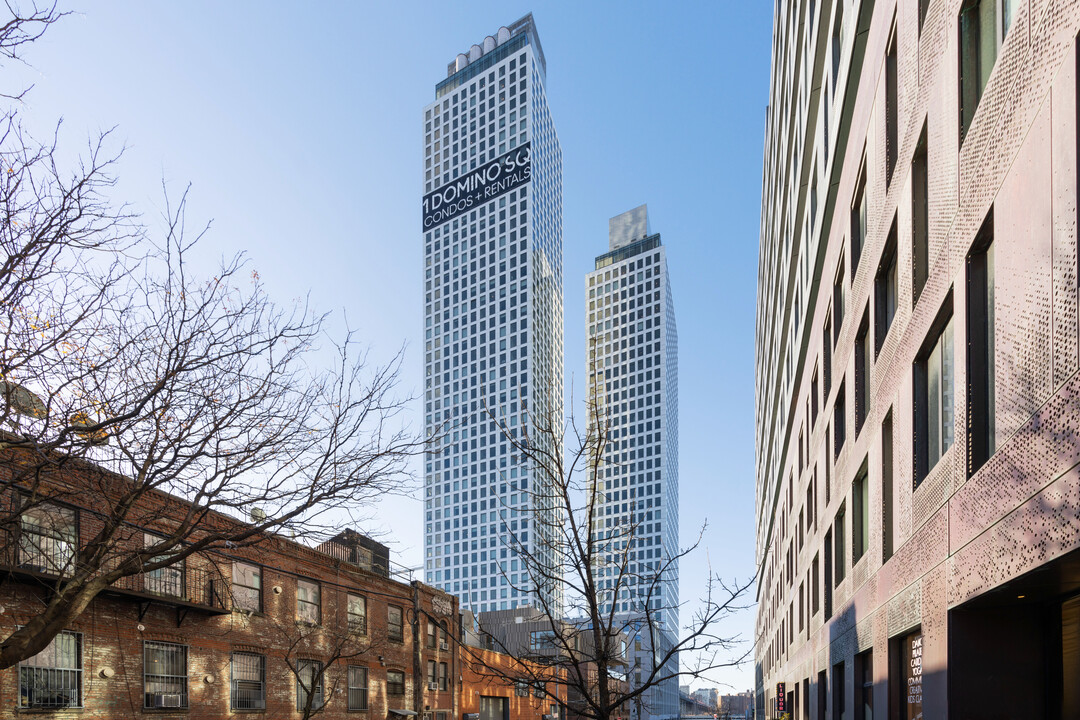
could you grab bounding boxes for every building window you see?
[851,165,867,278]
[833,379,846,457]
[428,621,438,649]
[232,562,261,613]
[427,660,437,688]
[914,304,955,488]
[856,650,873,720]
[143,533,183,597]
[19,630,81,708]
[818,669,828,720]
[530,629,558,651]
[967,213,995,477]
[912,123,929,306]
[882,409,895,563]
[438,622,449,650]
[831,0,844,95]
[834,503,846,586]
[388,605,405,642]
[824,316,834,398]
[886,28,898,184]
[349,666,369,710]
[833,257,846,340]
[811,554,820,615]
[296,659,324,711]
[534,680,546,698]
[823,529,834,619]
[18,500,76,575]
[875,219,898,355]
[515,680,530,697]
[811,368,820,426]
[230,652,265,710]
[855,312,870,436]
[959,0,1012,142]
[852,460,869,564]
[143,641,188,709]
[387,670,406,696]
[439,662,449,691]
[297,579,321,624]
[348,594,368,635]
[832,661,846,720]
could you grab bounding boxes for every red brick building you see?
[0,454,462,718]
[460,647,566,720]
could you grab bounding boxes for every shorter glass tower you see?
[586,205,679,720]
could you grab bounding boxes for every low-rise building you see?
[2,452,459,718]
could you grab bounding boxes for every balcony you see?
[108,564,228,623]
[3,538,227,625]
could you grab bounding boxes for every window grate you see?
[231,652,265,709]
[19,631,82,708]
[143,641,188,709]
[348,666,369,710]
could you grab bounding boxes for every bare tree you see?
[467,385,753,720]
[0,5,423,669]
[271,591,391,719]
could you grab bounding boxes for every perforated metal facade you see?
[754,0,1080,716]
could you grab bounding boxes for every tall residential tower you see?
[755,0,1080,717]
[422,14,564,616]
[587,206,679,720]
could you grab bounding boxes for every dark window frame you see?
[348,666,369,710]
[296,658,325,712]
[230,652,266,710]
[966,211,995,478]
[296,578,321,625]
[388,605,405,642]
[231,561,262,613]
[912,123,929,306]
[143,640,188,709]
[19,629,82,709]
[913,295,955,489]
[874,218,899,356]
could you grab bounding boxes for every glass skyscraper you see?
[586,206,679,720]
[421,14,563,616]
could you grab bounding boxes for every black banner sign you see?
[422,142,531,229]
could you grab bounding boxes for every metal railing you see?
[19,666,82,708]
[111,565,226,610]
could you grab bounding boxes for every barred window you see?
[348,666,369,710]
[348,594,367,634]
[19,630,82,708]
[296,659,324,711]
[297,579,320,624]
[143,533,183,597]
[388,605,404,642]
[232,562,261,612]
[230,653,265,710]
[18,501,77,575]
[143,641,188,709]
[387,670,406,695]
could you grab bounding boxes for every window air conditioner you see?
[154,694,182,708]
[439,640,449,650]
[429,681,439,691]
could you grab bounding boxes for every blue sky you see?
[10,1,772,692]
